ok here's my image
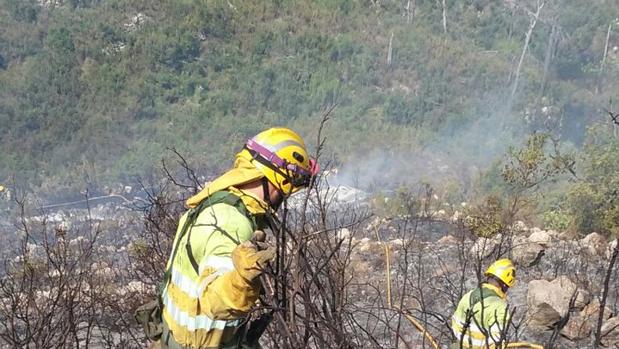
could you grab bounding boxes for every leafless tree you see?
[436,0,447,36]
[509,0,546,105]
[0,190,144,348]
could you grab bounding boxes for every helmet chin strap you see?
[261,177,272,207]
[488,275,509,293]
[261,177,285,211]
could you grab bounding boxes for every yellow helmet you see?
[237,127,319,195]
[485,258,516,288]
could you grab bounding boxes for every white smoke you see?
[329,95,526,193]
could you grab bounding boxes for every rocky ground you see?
[345,215,619,348]
[0,186,618,348]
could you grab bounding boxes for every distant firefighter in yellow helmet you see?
[154,128,318,349]
[450,259,516,349]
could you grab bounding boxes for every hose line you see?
[374,230,545,349]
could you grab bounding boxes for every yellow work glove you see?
[200,233,275,319]
[231,239,276,283]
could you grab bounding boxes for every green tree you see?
[568,126,619,235]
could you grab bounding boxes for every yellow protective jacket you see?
[161,187,268,348]
[451,283,511,349]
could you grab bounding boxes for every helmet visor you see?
[287,158,319,189]
[245,138,319,190]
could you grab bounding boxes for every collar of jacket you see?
[482,282,507,300]
[227,186,269,215]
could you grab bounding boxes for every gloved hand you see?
[200,232,276,319]
[231,232,275,283]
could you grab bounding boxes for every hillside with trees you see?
[1,1,617,188]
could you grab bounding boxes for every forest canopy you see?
[0,0,618,235]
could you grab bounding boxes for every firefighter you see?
[451,259,516,349]
[159,127,318,348]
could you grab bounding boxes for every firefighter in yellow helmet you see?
[159,128,318,349]
[450,259,516,349]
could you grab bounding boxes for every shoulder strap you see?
[159,191,254,297]
[469,286,501,309]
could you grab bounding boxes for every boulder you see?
[434,209,447,219]
[558,230,578,241]
[527,302,561,329]
[560,299,612,340]
[432,263,457,278]
[390,238,404,246]
[560,312,591,340]
[512,234,527,245]
[512,242,545,267]
[527,276,591,329]
[437,235,459,246]
[582,299,613,320]
[545,229,560,238]
[601,317,619,347]
[512,220,528,233]
[451,210,463,222]
[549,276,591,310]
[581,232,607,256]
[356,238,372,252]
[528,229,552,247]
[337,228,351,240]
[607,239,618,260]
[470,235,500,259]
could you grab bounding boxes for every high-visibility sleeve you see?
[198,242,274,319]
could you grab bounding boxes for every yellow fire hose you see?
[505,344,544,349]
[374,230,544,349]
[375,228,441,349]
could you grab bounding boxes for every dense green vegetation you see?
[1,0,618,234]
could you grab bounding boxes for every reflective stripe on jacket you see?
[451,283,510,349]
[161,200,257,348]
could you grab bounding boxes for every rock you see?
[527,276,591,329]
[470,235,499,259]
[582,299,613,320]
[365,216,383,232]
[559,299,612,340]
[607,239,618,260]
[601,317,619,347]
[528,229,552,247]
[560,312,591,340]
[434,209,447,219]
[390,238,404,246]
[357,238,372,252]
[437,235,459,246]
[432,263,457,278]
[527,301,561,329]
[550,276,591,310]
[512,242,544,267]
[513,220,528,231]
[529,226,544,235]
[337,228,351,240]
[581,232,607,256]
[512,234,527,245]
[545,229,560,238]
[558,230,578,241]
[451,210,462,222]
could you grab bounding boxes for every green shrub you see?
[542,208,572,232]
[567,126,619,236]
